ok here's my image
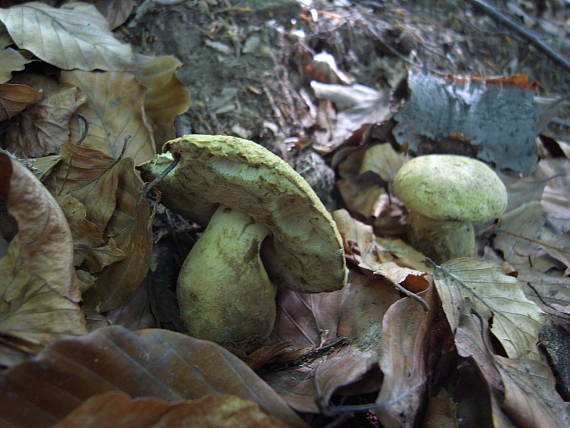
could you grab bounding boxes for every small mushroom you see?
[392,154,507,263]
[140,135,347,351]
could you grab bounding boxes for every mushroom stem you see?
[408,211,475,263]
[177,205,276,351]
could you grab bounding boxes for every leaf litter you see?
[0,0,569,427]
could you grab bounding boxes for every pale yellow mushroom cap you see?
[140,134,347,293]
[393,155,508,222]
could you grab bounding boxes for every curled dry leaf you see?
[421,389,458,428]
[433,258,545,360]
[54,391,288,428]
[87,0,137,29]
[134,54,191,149]
[5,85,88,157]
[517,267,570,316]
[0,34,30,83]
[0,152,86,347]
[0,83,41,121]
[497,356,570,427]
[60,70,156,165]
[43,142,152,312]
[333,208,431,273]
[359,143,408,183]
[0,326,305,428]
[311,82,391,153]
[0,2,133,71]
[454,312,561,427]
[264,272,400,412]
[540,158,570,234]
[375,286,436,428]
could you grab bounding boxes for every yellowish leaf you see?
[135,54,190,149]
[434,258,544,359]
[43,141,153,312]
[0,34,30,83]
[61,70,156,165]
[0,83,40,121]
[5,85,87,157]
[0,2,133,71]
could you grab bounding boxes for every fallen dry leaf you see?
[5,85,87,157]
[0,326,305,428]
[134,54,190,149]
[421,388,458,428]
[87,0,137,29]
[517,267,570,316]
[264,272,400,412]
[0,83,41,121]
[333,208,431,273]
[433,258,544,360]
[454,312,522,427]
[0,2,133,71]
[359,143,408,182]
[60,70,155,165]
[375,286,435,428]
[43,142,153,312]
[0,152,86,348]
[311,82,391,153]
[54,392,288,428]
[539,158,570,234]
[497,356,570,427]
[0,34,29,83]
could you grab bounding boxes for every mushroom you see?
[392,154,507,263]
[139,135,347,351]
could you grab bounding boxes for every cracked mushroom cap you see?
[393,154,508,222]
[141,134,347,293]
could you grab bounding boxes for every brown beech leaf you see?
[5,85,87,157]
[359,143,408,182]
[0,83,41,121]
[434,258,545,360]
[60,70,155,165]
[455,311,503,393]
[264,272,400,412]
[134,54,190,148]
[0,2,133,71]
[421,389,458,428]
[494,201,548,269]
[86,0,137,29]
[454,312,530,428]
[333,209,431,273]
[375,286,435,428]
[540,158,570,234]
[54,391,288,428]
[0,152,86,347]
[497,356,570,427]
[311,82,391,153]
[337,176,386,218]
[517,267,570,316]
[0,326,305,428]
[0,35,30,83]
[43,142,153,312]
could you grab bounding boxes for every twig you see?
[138,154,180,205]
[466,0,570,73]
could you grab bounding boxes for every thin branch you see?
[466,0,570,73]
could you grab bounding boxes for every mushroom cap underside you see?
[393,154,508,222]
